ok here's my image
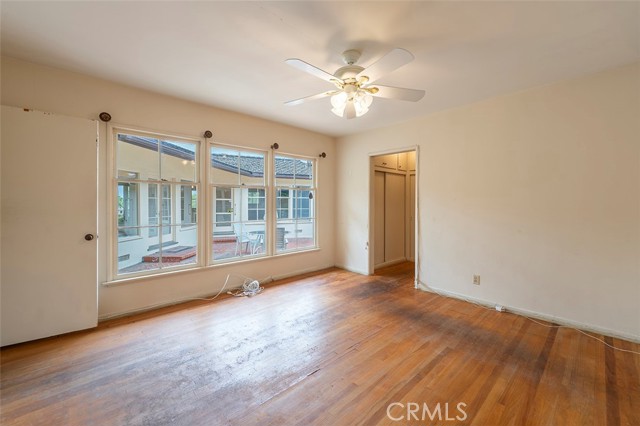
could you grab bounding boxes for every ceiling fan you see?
[284,48,425,119]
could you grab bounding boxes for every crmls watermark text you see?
[387,402,468,422]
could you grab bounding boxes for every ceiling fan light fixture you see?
[286,47,423,119]
[330,89,373,118]
[330,91,348,117]
[353,90,373,117]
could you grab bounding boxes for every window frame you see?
[108,126,204,281]
[273,153,318,254]
[210,144,268,264]
[107,126,320,283]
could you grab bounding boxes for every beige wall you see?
[1,56,336,318]
[336,63,640,340]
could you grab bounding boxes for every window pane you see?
[275,221,293,253]
[212,222,240,261]
[211,147,240,185]
[212,219,266,262]
[294,219,315,250]
[275,220,315,252]
[162,225,198,268]
[114,130,200,278]
[216,187,232,199]
[245,188,266,222]
[274,154,316,254]
[213,186,234,227]
[161,184,172,225]
[239,152,265,186]
[212,220,232,234]
[295,158,314,187]
[275,155,296,187]
[118,233,160,275]
[148,184,159,237]
[117,182,139,237]
[118,224,198,275]
[244,222,266,255]
[180,185,198,226]
[161,140,197,182]
[293,189,314,219]
[117,134,159,180]
[276,189,290,219]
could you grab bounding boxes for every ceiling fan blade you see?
[344,102,356,119]
[357,48,414,84]
[284,91,339,106]
[285,58,341,84]
[370,85,425,102]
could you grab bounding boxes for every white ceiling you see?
[2,1,639,137]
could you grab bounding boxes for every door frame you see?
[368,145,420,287]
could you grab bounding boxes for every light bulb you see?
[353,90,373,117]
[331,92,348,117]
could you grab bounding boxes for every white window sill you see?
[102,247,321,287]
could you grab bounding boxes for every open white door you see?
[1,106,98,346]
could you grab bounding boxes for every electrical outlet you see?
[473,275,481,285]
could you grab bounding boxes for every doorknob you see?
[84,234,95,241]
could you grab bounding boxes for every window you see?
[274,155,316,252]
[110,130,319,279]
[211,146,266,262]
[114,131,199,277]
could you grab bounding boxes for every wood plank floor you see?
[1,263,639,425]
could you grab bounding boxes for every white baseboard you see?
[417,282,640,344]
[261,264,336,283]
[98,264,335,321]
[334,263,370,276]
[374,258,407,269]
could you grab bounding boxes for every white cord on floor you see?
[227,278,263,297]
[419,280,640,356]
[523,316,640,355]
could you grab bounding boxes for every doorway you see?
[369,149,418,281]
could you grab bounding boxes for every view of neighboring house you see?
[116,133,315,274]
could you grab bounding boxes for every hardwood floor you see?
[1,263,639,425]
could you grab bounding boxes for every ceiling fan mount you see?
[341,49,362,65]
[285,47,425,119]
